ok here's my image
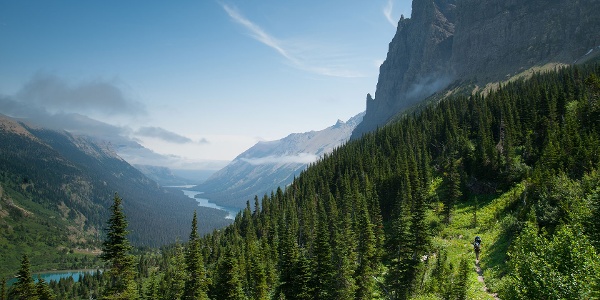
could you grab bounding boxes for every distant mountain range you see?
[0,93,230,177]
[133,164,217,186]
[196,112,364,209]
[0,114,231,276]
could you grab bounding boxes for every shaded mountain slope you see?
[0,115,231,276]
[197,112,363,208]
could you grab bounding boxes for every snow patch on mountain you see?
[197,112,364,208]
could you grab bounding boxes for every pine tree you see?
[183,210,209,300]
[159,241,186,300]
[247,246,268,300]
[9,254,38,300]
[100,193,138,300]
[330,181,357,300]
[244,225,268,300]
[212,247,247,300]
[145,273,159,300]
[454,257,469,300]
[386,195,413,300]
[278,223,311,300]
[589,187,600,248]
[0,277,6,300]
[442,156,462,224]
[311,201,336,299]
[36,277,55,300]
[354,194,377,300]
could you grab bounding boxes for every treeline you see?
[3,64,600,299]
[0,124,232,277]
[201,64,600,298]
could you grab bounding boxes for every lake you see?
[180,189,239,220]
[7,269,100,286]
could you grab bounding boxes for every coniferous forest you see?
[4,65,600,299]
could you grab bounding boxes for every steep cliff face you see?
[353,0,600,138]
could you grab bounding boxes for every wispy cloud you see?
[384,0,398,27]
[0,94,130,137]
[220,3,364,78]
[135,126,197,144]
[241,153,318,165]
[16,73,146,117]
[221,4,294,63]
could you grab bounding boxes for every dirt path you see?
[475,260,500,300]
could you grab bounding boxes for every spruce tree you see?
[145,273,159,300]
[311,201,336,299]
[159,241,186,300]
[35,277,55,300]
[331,181,357,299]
[9,254,38,300]
[100,193,137,300]
[442,156,462,224]
[212,247,246,300]
[454,257,469,300]
[248,251,268,300]
[354,194,377,300]
[183,210,209,300]
[1,277,6,300]
[386,195,413,300]
[590,188,600,248]
[278,223,303,300]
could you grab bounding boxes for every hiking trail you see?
[475,259,500,300]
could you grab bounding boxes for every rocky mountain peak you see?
[352,0,600,138]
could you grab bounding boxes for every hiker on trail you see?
[473,236,482,260]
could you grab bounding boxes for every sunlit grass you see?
[424,181,527,299]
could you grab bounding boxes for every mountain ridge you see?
[197,112,364,208]
[0,114,232,276]
[353,0,600,138]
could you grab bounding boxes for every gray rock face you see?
[353,0,600,138]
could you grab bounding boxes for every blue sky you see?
[0,0,411,166]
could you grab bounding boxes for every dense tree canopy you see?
[5,64,600,299]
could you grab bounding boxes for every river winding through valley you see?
[179,188,238,220]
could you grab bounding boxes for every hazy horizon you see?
[0,1,411,168]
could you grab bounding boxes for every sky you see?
[0,0,411,169]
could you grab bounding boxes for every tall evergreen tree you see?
[100,193,138,300]
[212,247,247,300]
[159,241,186,300]
[330,181,358,300]
[35,277,55,300]
[278,222,312,300]
[247,245,268,300]
[9,254,38,300]
[311,201,336,299]
[145,273,159,300]
[442,156,462,224]
[454,257,470,300]
[243,225,268,300]
[183,211,209,300]
[386,195,413,300]
[1,278,6,300]
[354,194,377,300]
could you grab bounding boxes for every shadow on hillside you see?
[460,189,523,285]
[479,189,524,291]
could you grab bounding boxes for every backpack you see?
[474,236,482,251]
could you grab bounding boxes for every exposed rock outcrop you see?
[353,0,600,138]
